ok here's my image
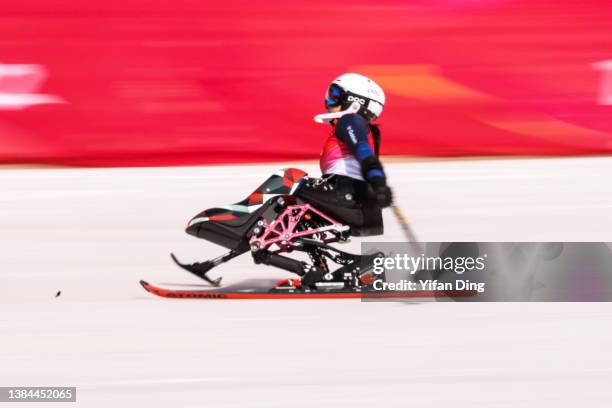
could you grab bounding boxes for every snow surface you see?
[1,157,612,407]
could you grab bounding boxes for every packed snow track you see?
[1,157,611,407]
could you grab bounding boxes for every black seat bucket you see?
[185,168,308,251]
[186,203,272,251]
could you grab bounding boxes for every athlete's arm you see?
[334,114,385,181]
[335,114,392,207]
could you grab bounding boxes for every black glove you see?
[369,176,393,208]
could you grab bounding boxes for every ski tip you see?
[139,280,151,291]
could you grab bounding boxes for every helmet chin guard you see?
[313,101,361,124]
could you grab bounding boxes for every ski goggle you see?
[324,84,344,108]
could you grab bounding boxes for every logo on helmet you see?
[347,95,366,105]
[367,88,380,97]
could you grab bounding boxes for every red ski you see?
[139,280,478,300]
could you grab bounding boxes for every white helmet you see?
[324,73,385,120]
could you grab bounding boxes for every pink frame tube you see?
[249,203,347,251]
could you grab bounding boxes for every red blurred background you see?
[0,0,611,166]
